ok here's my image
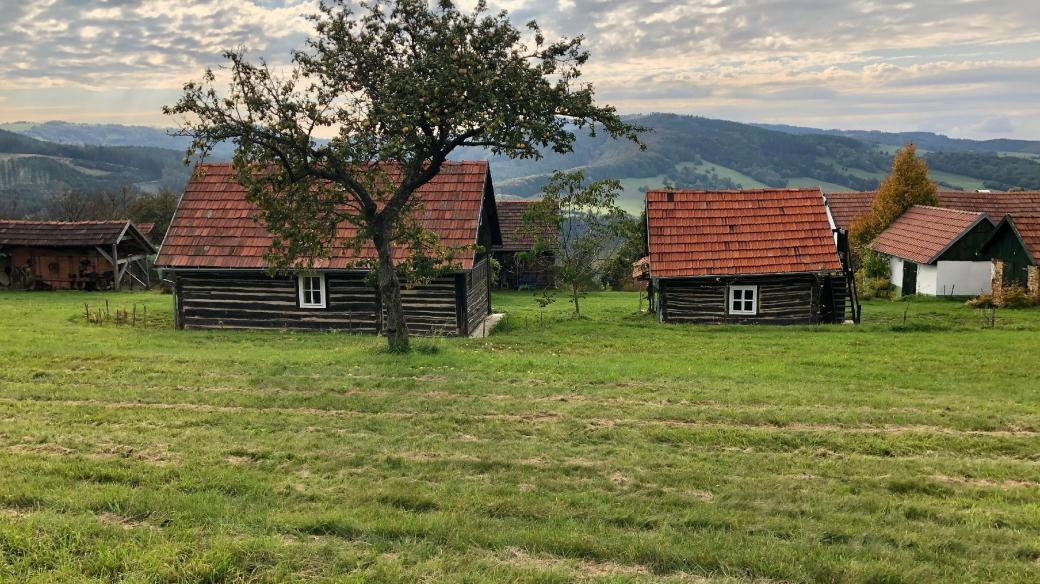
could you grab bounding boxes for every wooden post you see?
[174,278,185,329]
[111,244,121,291]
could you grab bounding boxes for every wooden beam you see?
[112,244,122,291]
[116,254,148,265]
[95,246,115,266]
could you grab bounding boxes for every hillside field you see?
[1,291,1039,582]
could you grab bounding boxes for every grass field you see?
[2,291,1040,583]
[928,170,986,192]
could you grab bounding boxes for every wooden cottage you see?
[871,206,994,297]
[981,214,1040,296]
[645,188,851,325]
[0,220,156,290]
[492,199,556,289]
[154,162,501,335]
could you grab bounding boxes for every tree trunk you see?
[373,224,410,352]
[571,283,581,318]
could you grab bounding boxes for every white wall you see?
[890,257,903,289]
[916,263,938,295]
[935,261,992,296]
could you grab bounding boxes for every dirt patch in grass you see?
[0,507,32,519]
[94,443,178,465]
[8,442,75,456]
[501,546,654,578]
[96,512,151,530]
[932,475,1040,489]
[396,451,482,463]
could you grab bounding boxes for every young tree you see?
[600,210,646,290]
[521,170,628,317]
[851,144,938,248]
[164,0,641,352]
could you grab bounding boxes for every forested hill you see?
[0,129,189,216]
[5,115,1040,216]
[459,113,1040,213]
[756,123,1040,155]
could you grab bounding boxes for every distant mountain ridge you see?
[5,115,1040,216]
[0,121,237,159]
[754,123,1040,155]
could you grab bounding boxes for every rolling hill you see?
[0,129,191,216]
[463,114,1040,213]
[5,115,1040,216]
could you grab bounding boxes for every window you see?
[729,285,757,315]
[297,273,326,309]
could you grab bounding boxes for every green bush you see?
[856,273,893,300]
[862,249,891,279]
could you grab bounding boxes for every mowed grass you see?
[1,291,1040,583]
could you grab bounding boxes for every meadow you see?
[1,290,1039,583]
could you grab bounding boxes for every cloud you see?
[1,0,1039,139]
[974,117,1016,135]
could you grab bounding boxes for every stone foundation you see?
[1028,266,1039,303]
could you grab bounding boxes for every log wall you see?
[658,274,844,325]
[175,270,471,335]
[176,271,380,332]
[396,275,461,335]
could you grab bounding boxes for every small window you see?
[297,273,326,309]
[729,285,757,315]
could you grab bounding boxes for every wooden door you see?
[902,262,918,296]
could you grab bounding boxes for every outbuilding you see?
[871,205,994,297]
[645,188,852,325]
[155,162,501,335]
[0,220,156,290]
[981,214,1039,296]
[491,199,556,289]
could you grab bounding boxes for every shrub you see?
[871,278,893,298]
[862,249,891,279]
[966,294,995,309]
[856,274,892,300]
[996,284,1033,309]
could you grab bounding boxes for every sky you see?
[3,0,1040,139]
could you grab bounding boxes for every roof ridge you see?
[647,187,821,194]
[0,219,131,225]
[912,205,984,216]
[196,160,489,168]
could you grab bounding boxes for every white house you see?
[872,206,995,297]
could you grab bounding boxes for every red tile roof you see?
[0,220,155,252]
[645,188,842,278]
[494,199,558,251]
[825,190,1040,230]
[937,191,1040,217]
[155,162,491,271]
[825,191,875,230]
[871,206,989,264]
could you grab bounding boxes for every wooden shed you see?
[871,206,994,297]
[645,188,851,325]
[491,199,556,289]
[154,162,501,335]
[0,220,156,291]
[981,214,1040,296]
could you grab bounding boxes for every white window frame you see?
[297,272,327,309]
[728,285,758,315]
